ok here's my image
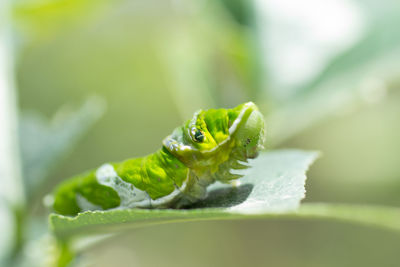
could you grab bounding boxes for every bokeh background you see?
[6,0,400,266]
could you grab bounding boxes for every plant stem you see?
[55,241,75,267]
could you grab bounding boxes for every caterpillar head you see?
[163,102,265,180]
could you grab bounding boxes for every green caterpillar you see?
[52,102,265,216]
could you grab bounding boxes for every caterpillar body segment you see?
[52,102,265,216]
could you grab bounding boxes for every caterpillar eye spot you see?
[193,129,205,143]
[244,138,251,147]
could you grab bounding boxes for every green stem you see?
[9,205,26,260]
[55,240,75,267]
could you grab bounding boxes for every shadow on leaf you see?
[186,184,254,209]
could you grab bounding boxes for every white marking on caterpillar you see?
[149,178,189,207]
[228,102,251,135]
[88,164,193,209]
[76,193,103,211]
[150,188,181,207]
[96,163,150,208]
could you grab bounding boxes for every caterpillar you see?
[51,102,265,216]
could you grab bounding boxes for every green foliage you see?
[50,150,400,244]
[298,203,400,232]
[50,150,319,239]
[3,0,400,266]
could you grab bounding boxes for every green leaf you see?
[49,150,319,239]
[297,203,400,232]
[20,96,106,199]
[50,150,400,240]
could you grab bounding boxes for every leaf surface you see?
[50,150,319,238]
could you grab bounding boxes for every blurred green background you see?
[10,0,400,266]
